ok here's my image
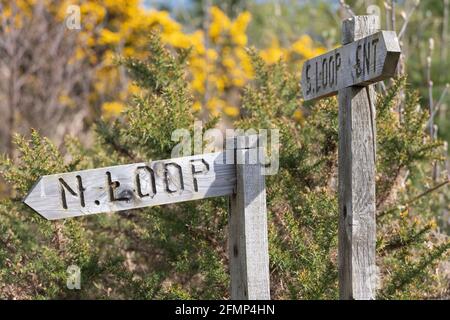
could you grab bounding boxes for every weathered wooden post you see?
[338,15,379,300]
[23,134,271,300]
[228,135,270,300]
[301,15,401,299]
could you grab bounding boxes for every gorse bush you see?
[0,34,448,299]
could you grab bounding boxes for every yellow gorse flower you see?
[230,11,251,46]
[102,101,125,116]
[209,6,231,41]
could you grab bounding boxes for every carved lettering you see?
[322,58,328,88]
[59,175,85,209]
[107,171,132,202]
[135,166,156,198]
[305,63,312,95]
[372,38,379,73]
[164,163,184,193]
[356,44,362,77]
[363,40,370,75]
[190,159,210,192]
[329,55,335,86]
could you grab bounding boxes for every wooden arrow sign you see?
[24,152,236,220]
[23,135,272,300]
[301,30,401,101]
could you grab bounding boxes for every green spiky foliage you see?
[0,34,448,299]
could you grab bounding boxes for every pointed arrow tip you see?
[23,176,42,203]
[22,177,52,220]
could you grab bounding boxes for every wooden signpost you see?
[24,15,400,301]
[302,15,401,300]
[24,135,270,300]
[302,29,400,101]
[24,152,236,220]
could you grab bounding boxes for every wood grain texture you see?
[338,15,379,300]
[229,136,270,300]
[24,152,235,220]
[301,28,400,101]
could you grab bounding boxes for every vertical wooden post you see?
[228,135,270,300]
[338,16,379,300]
